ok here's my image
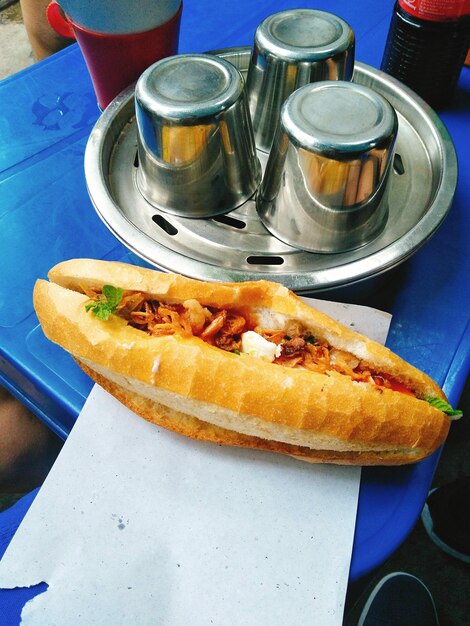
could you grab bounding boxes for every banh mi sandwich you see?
[33,259,461,466]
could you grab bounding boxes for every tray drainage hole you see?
[152,214,178,236]
[212,215,246,229]
[134,151,139,168]
[246,255,284,266]
[393,153,405,175]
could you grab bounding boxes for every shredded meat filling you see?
[83,288,414,395]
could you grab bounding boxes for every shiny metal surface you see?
[84,47,458,293]
[53,0,181,34]
[246,9,354,152]
[135,54,260,217]
[257,81,398,253]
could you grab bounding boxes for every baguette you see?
[33,258,456,465]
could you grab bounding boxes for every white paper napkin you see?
[0,298,391,625]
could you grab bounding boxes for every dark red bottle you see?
[381,0,470,109]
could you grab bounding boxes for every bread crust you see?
[77,360,434,465]
[32,259,451,465]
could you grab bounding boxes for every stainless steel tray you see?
[85,47,457,293]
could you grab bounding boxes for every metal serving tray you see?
[84,47,457,293]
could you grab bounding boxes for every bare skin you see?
[20,0,73,60]
[0,386,63,493]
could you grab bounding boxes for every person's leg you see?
[0,385,63,493]
[19,0,73,60]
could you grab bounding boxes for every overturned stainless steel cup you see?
[135,54,261,218]
[246,9,355,153]
[257,81,398,254]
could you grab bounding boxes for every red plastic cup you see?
[47,1,182,109]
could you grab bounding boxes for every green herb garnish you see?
[85,285,123,320]
[424,397,463,419]
[305,335,315,344]
[231,349,241,355]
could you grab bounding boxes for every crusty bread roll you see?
[33,258,453,465]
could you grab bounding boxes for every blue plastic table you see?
[1,0,469,618]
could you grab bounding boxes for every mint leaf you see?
[85,285,123,320]
[425,396,463,419]
[102,285,124,309]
